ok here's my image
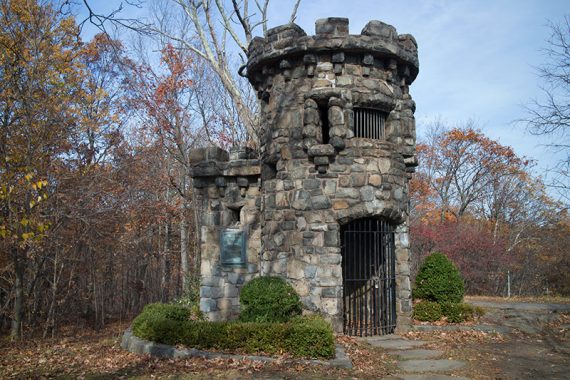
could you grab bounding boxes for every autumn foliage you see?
[410,121,568,297]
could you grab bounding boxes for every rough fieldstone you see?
[361,20,397,40]
[200,299,218,313]
[304,265,317,278]
[360,186,375,201]
[369,174,382,186]
[329,106,344,125]
[329,136,346,150]
[324,180,337,194]
[333,199,350,209]
[292,189,311,210]
[314,156,330,165]
[337,187,360,199]
[315,17,349,37]
[308,144,335,157]
[302,179,320,189]
[312,195,331,209]
[304,107,320,125]
[324,230,339,246]
[332,52,345,63]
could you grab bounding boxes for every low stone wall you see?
[121,328,352,368]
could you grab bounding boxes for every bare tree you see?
[525,15,570,202]
[142,0,301,148]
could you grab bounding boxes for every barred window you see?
[354,108,386,140]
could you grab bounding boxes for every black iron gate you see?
[341,218,396,336]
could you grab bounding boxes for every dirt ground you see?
[1,298,569,379]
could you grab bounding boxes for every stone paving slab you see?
[366,337,428,350]
[390,374,470,380]
[389,349,444,360]
[397,359,466,373]
[412,324,511,334]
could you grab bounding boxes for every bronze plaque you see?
[220,229,246,266]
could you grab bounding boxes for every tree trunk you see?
[180,216,189,292]
[10,246,24,340]
[180,170,189,293]
[44,250,61,338]
[160,222,171,302]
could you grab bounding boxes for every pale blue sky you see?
[82,0,569,181]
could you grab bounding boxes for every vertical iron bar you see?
[357,109,360,138]
[359,219,363,336]
[374,110,378,140]
[352,222,356,336]
[343,228,347,335]
[358,109,362,138]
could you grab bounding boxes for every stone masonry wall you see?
[189,147,261,321]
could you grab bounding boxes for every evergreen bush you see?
[238,276,302,323]
[441,302,474,323]
[413,252,464,303]
[413,301,443,322]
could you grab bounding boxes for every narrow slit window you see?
[318,104,330,144]
[353,108,386,140]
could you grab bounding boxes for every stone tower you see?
[189,17,419,335]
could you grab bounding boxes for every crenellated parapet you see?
[247,18,418,88]
[244,18,419,176]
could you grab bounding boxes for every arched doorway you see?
[341,218,396,336]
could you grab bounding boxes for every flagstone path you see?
[364,335,470,380]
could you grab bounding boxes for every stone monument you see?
[189,17,419,336]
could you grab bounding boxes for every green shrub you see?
[239,276,302,323]
[474,305,486,317]
[413,252,465,303]
[131,303,191,341]
[287,315,335,358]
[131,307,335,359]
[413,301,443,322]
[171,277,205,321]
[140,303,192,321]
[441,302,475,323]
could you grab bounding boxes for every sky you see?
[81,0,569,182]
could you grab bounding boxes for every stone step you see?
[388,374,471,380]
[366,337,428,350]
[389,349,444,360]
[397,359,466,373]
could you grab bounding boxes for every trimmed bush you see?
[413,301,443,322]
[413,252,464,303]
[441,302,474,323]
[131,306,335,359]
[239,276,302,323]
[139,303,192,321]
[287,315,335,358]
